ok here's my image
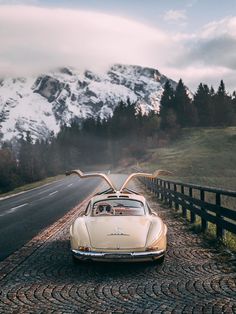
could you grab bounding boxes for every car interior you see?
[92,199,145,216]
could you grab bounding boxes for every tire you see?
[155,255,165,265]
[72,254,81,264]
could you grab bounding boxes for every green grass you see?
[183,209,236,253]
[142,127,236,191]
[0,175,64,198]
[140,127,236,251]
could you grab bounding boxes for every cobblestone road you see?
[0,185,236,313]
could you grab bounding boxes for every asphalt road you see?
[0,175,101,261]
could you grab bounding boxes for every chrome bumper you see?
[71,249,165,261]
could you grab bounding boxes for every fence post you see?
[153,178,156,196]
[189,187,195,223]
[140,178,236,241]
[164,181,167,204]
[167,182,172,208]
[150,178,153,191]
[143,178,146,190]
[200,190,207,232]
[144,177,147,190]
[174,184,179,210]
[156,179,160,199]
[160,180,164,201]
[181,185,187,218]
[216,193,224,239]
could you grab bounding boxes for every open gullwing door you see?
[119,170,172,192]
[66,169,117,191]
[66,169,172,193]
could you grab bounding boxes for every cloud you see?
[170,16,236,90]
[192,17,236,71]
[178,17,236,69]
[163,10,187,23]
[162,64,235,91]
[0,5,236,92]
[201,17,236,39]
[0,0,38,4]
[186,0,198,8]
[187,36,236,69]
[0,5,174,76]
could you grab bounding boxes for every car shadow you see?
[20,239,164,284]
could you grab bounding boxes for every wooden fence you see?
[142,177,236,239]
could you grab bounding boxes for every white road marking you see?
[0,179,64,201]
[31,190,59,202]
[67,183,73,187]
[0,203,29,217]
[34,196,48,202]
[9,203,29,211]
[49,191,58,196]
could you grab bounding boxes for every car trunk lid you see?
[85,216,150,249]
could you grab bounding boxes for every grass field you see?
[141,127,236,191]
[140,127,236,251]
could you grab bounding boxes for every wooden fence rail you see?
[141,177,236,239]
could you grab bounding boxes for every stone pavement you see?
[0,186,236,313]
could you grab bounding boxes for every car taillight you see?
[78,246,90,251]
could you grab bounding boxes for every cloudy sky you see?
[1,0,236,92]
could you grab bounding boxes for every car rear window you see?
[92,198,145,216]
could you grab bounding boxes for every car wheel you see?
[155,255,165,265]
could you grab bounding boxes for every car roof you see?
[90,192,146,204]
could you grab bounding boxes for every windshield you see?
[92,198,145,216]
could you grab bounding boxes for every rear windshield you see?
[92,198,145,216]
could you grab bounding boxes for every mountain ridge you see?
[0,64,177,141]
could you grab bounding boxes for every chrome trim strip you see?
[71,249,165,260]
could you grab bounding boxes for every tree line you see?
[0,79,235,193]
[160,79,236,129]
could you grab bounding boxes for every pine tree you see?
[160,80,176,129]
[231,91,236,120]
[194,83,213,126]
[174,79,196,127]
[214,80,234,126]
[110,100,137,138]
[18,132,35,183]
[210,86,215,96]
[231,91,236,125]
[0,145,19,192]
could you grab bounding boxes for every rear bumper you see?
[71,249,165,262]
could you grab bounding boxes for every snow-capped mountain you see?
[0,64,177,141]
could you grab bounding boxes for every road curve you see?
[0,177,235,313]
[0,176,101,261]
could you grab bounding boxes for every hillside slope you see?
[141,127,236,190]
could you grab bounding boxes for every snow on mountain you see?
[0,64,177,141]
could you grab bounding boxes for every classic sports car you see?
[67,170,168,263]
